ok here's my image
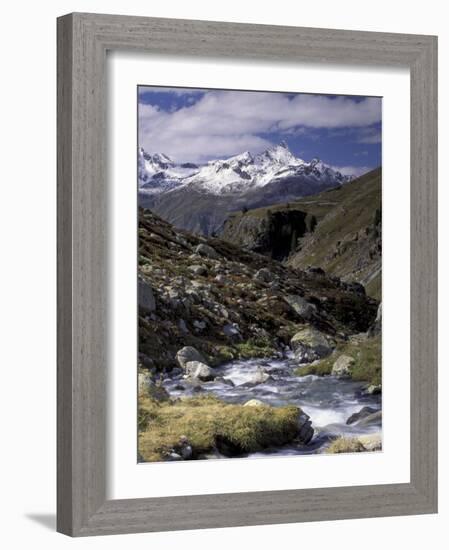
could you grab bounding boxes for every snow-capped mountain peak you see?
[138,142,354,196]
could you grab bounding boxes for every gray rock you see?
[193,319,207,331]
[243,399,266,407]
[356,410,382,427]
[195,243,220,259]
[346,406,379,425]
[185,361,215,381]
[223,323,241,341]
[245,367,271,386]
[176,346,208,369]
[290,327,336,363]
[254,268,275,283]
[297,411,314,444]
[365,384,382,395]
[284,294,317,320]
[332,354,355,378]
[178,319,189,333]
[138,276,156,312]
[188,264,208,276]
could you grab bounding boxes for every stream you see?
[163,354,382,456]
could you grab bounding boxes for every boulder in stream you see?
[290,327,336,363]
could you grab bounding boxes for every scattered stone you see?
[195,243,220,259]
[290,327,336,363]
[176,346,208,369]
[346,406,378,425]
[184,361,215,381]
[245,367,272,386]
[254,268,276,283]
[165,452,182,461]
[178,319,189,333]
[193,319,207,331]
[188,264,208,276]
[284,294,317,320]
[356,410,382,427]
[364,384,382,395]
[138,276,156,312]
[243,399,266,407]
[332,354,355,378]
[223,323,241,341]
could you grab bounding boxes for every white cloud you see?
[138,90,381,163]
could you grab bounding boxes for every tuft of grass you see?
[295,335,381,386]
[234,337,276,359]
[326,437,367,454]
[138,395,301,462]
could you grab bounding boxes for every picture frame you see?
[57,12,438,536]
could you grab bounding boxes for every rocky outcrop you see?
[220,208,316,261]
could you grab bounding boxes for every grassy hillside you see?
[222,168,382,299]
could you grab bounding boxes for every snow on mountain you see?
[138,148,198,194]
[138,142,353,196]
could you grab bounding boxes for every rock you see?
[176,346,208,369]
[356,410,382,427]
[178,319,189,333]
[297,411,314,444]
[174,435,193,460]
[364,384,382,395]
[358,434,382,451]
[367,302,382,337]
[243,399,266,407]
[193,320,207,331]
[290,327,336,363]
[254,268,275,283]
[138,276,156,312]
[188,264,208,276]
[214,274,226,283]
[223,323,241,341]
[284,294,317,320]
[195,243,220,259]
[184,361,215,381]
[138,372,170,401]
[245,367,272,386]
[332,354,355,378]
[346,406,378,425]
[165,452,182,461]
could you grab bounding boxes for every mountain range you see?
[138,142,358,235]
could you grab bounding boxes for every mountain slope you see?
[219,168,382,299]
[138,142,356,235]
[138,208,379,372]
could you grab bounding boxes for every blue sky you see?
[138,86,381,176]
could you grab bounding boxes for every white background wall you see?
[0,1,445,548]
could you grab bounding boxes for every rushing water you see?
[163,354,382,456]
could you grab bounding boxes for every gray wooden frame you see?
[57,12,438,537]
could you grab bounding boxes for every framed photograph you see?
[57,13,437,536]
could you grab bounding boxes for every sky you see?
[138,86,382,177]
